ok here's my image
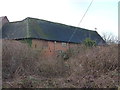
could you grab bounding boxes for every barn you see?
[0,16,105,55]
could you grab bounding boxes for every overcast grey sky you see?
[0,0,118,37]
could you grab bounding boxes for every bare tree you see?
[102,32,118,44]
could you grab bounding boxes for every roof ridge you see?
[4,16,95,33]
[24,17,96,32]
[2,16,96,32]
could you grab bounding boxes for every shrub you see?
[83,38,96,47]
[20,39,32,47]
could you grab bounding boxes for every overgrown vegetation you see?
[83,38,96,47]
[2,40,119,88]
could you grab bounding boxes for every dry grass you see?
[2,40,119,88]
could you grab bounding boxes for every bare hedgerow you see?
[2,40,119,88]
[2,40,39,80]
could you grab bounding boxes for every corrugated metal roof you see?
[1,17,105,44]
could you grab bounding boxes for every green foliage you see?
[83,38,96,47]
[60,48,73,60]
[61,52,69,60]
[20,39,32,47]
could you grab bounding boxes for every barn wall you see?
[32,39,79,56]
[32,39,48,50]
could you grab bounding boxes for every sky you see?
[0,0,119,37]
